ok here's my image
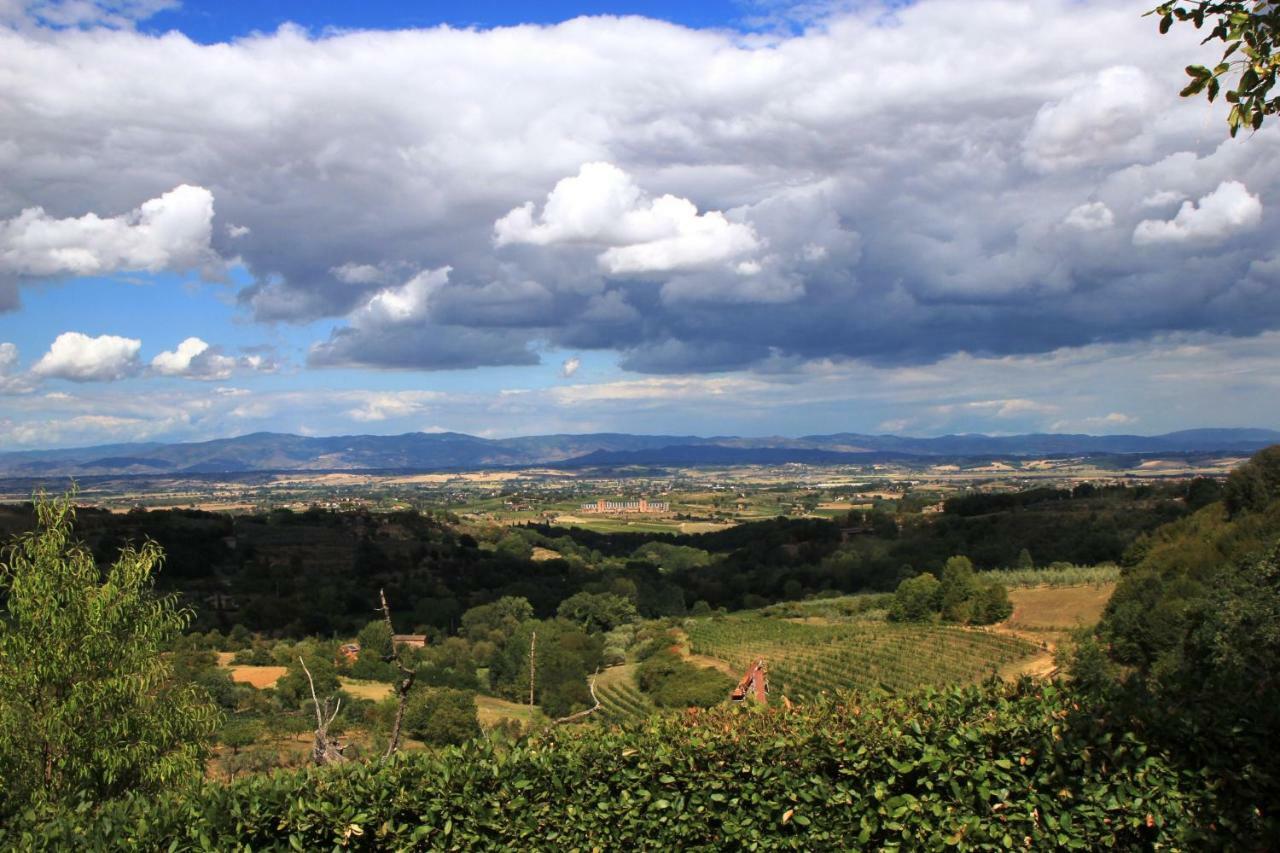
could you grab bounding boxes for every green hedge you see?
[5,680,1266,850]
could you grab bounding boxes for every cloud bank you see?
[0,0,1278,444]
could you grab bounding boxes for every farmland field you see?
[685,614,1037,700]
[1005,583,1116,630]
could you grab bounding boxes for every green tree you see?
[938,556,979,622]
[887,572,941,622]
[1015,548,1035,571]
[350,619,396,681]
[461,596,534,645]
[1152,2,1278,135]
[556,591,639,633]
[404,687,480,746]
[1223,444,1280,516]
[973,579,1013,625]
[275,651,340,709]
[0,495,220,816]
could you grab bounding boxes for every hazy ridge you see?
[1,427,1276,476]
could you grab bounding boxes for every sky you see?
[1,0,1278,449]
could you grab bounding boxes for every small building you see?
[392,634,427,649]
[338,643,361,663]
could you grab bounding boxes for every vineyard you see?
[686,615,1036,699]
[594,664,655,725]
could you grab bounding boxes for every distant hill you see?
[0,428,1276,477]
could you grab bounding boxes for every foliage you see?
[350,620,396,682]
[636,649,733,708]
[7,679,1273,848]
[1223,444,1280,516]
[887,572,940,622]
[0,494,220,819]
[556,591,640,633]
[274,651,340,709]
[404,687,480,747]
[887,556,1011,626]
[1153,1,1279,135]
[1102,456,1280,676]
[460,596,534,645]
[490,619,602,718]
[977,563,1119,589]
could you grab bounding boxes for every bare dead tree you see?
[299,656,347,765]
[529,630,537,706]
[378,588,416,760]
[543,670,602,731]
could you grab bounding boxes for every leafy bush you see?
[887,572,940,622]
[7,680,1273,848]
[404,687,480,747]
[637,649,733,708]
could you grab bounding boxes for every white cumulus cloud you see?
[495,162,761,275]
[1133,181,1262,245]
[150,336,238,381]
[560,356,581,378]
[32,331,141,381]
[0,184,215,279]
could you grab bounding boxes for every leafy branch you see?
[1151,1,1280,135]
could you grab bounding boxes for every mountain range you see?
[0,428,1276,477]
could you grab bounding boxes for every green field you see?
[686,614,1036,700]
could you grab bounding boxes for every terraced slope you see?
[593,664,654,725]
[686,614,1036,700]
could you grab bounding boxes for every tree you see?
[0,494,220,816]
[1223,444,1280,515]
[461,596,534,644]
[938,556,979,622]
[1015,548,1035,571]
[351,619,396,681]
[404,687,480,746]
[887,572,941,622]
[1152,2,1279,135]
[556,591,639,633]
[276,651,340,709]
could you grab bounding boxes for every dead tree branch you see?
[379,588,416,760]
[300,656,347,765]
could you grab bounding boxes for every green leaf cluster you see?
[1154,2,1279,135]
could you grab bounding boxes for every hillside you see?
[1,427,1276,476]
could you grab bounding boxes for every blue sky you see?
[1,0,1278,448]
[141,0,755,41]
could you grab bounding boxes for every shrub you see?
[404,687,480,747]
[637,649,733,708]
